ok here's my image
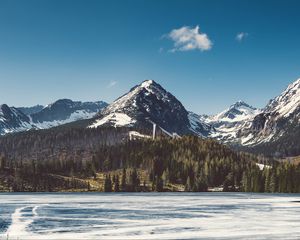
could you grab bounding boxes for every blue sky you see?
[0,0,300,114]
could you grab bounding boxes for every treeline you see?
[1,134,299,192]
[103,168,145,192]
[242,163,300,193]
[0,126,131,163]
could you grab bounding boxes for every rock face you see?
[237,78,300,146]
[18,105,44,115]
[0,100,108,135]
[90,80,210,137]
[0,104,32,135]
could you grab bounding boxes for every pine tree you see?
[185,176,192,192]
[121,168,127,192]
[114,175,120,192]
[264,169,270,192]
[104,175,112,192]
[242,172,249,192]
[0,155,5,171]
[269,172,276,193]
[194,174,208,192]
[155,176,164,192]
[129,168,140,192]
[162,169,169,187]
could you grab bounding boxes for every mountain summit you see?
[200,101,261,143]
[211,100,259,123]
[90,80,209,136]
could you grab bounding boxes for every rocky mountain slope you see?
[17,105,44,115]
[237,78,300,146]
[201,101,261,144]
[30,99,107,129]
[0,99,107,135]
[89,80,211,137]
[0,104,32,135]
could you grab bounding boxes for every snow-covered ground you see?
[1,193,300,240]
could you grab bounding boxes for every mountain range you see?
[0,99,107,135]
[1,78,300,156]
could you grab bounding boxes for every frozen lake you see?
[1,193,300,239]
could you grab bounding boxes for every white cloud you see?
[107,80,117,88]
[236,32,248,42]
[166,25,212,52]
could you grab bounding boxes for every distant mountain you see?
[0,104,32,135]
[0,99,108,135]
[238,78,300,147]
[202,101,261,144]
[18,105,44,115]
[89,80,210,137]
[188,111,215,137]
[31,99,107,129]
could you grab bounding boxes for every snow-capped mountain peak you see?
[202,101,260,143]
[140,79,154,89]
[91,80,209,137]
[101,80,169,115]
[211,100,259,123]
[265,78,300,117]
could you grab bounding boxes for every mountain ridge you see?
[2,77,300,157]
[0,99,108,135]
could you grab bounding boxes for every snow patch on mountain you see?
[89,113,136,128]
[188,112,213,137]
[33,110,98,129]
[265,78,300,117]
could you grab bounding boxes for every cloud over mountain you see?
[166,25,212,52]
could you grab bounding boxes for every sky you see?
[0,0,300,114]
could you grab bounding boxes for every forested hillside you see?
[0,127,299,193]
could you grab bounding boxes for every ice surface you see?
[1,193,300,240]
